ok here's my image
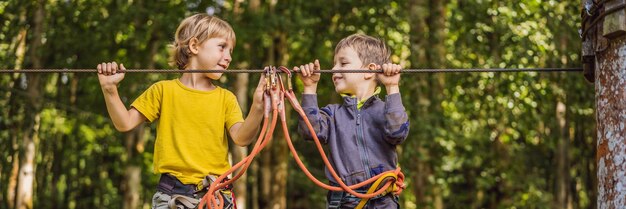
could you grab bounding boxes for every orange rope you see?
[199,66,405,209]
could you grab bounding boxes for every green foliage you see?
[0,0,594,209]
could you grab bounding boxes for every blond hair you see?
[171,14,236,70]
[334,33,390,67]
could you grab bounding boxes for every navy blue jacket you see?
[298,93,410,186]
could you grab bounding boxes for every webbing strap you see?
[327,190,343,209]
[168,195,199,209]
[355,173,399,209]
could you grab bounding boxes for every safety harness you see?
[157,174,235,209]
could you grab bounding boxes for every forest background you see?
[0,0,595,208]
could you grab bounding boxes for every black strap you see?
[157,174,197,197]
[327,190,344,209]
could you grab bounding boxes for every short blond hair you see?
[334,33,390,67]
[171,14,236,70]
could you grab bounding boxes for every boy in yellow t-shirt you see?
[97,14,265,209]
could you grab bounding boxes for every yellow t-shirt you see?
[131,79,244,184]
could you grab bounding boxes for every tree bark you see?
[15,1,46,208]
[428,1,447,208]
[555,99,570,209]
[6,10,29,209]
[231,72,250,209]
[268,32,289,209]
[243,0,262,208]
[228,1,251,208]
[408,0,432,207]
[122,125,145,209]
[595,20,626,209]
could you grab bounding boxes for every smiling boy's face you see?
[331,46,368,95]
[193,37,233,80]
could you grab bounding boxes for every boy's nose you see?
[223,52,232,63]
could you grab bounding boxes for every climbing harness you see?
[157,174,235,209]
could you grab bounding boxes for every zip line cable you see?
[0,68,583,74]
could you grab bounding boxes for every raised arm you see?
[297,95,333,143]
[378,63,409,144]
[295,60,332,143]
[98,62,146,132]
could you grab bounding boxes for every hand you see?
[376,63,401,87]
[251,73,267,111]
[295,59,321,87]
[97,62,126,90]
[295,60,320,94]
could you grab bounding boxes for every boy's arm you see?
[98,62,146,132]
[383,93,410,145]
[101,87,146,132]
[228,106,263,146]
[295,60,331,143]
[297,94,331,144]
[229,75,266,146]
[378,63,409,144]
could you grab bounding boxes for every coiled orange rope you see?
[199,66,404,209]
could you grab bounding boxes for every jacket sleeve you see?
[383,93,410,145]
[297,94,332,144]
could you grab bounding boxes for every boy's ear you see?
[364,63,378,80]
[367,63,378,70]
[188,38,200,55]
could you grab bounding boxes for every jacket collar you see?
[341,87,381,110]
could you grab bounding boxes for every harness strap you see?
[158,174,236,209]
[355,172,398,209]
[168,194,199,209]
[327,189,343,209]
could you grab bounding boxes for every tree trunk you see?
[408,0,432,208]
[594,16,626,209]
[408,0,429,68]
[122,20,158,208]
[231,72,250,209]
[122,124,145,209]
[427,1,448,208]
[427,0,446,69]
[229,1,251,208]
[6,10,29,209]
[15,1,45,208]
[243,0,261,208]
[555,99,570,209]
[268,32,289,209]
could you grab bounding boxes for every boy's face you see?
[332,46,367,95]
[196,37,233,80]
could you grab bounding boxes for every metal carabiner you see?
[270,66,277,90]
[277,66,293,91]
[266,67,272,90]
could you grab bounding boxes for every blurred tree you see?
[0,1,595,209]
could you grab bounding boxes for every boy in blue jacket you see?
[295,33,409,209]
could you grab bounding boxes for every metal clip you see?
[270,66,277,89]
[287,72,293,91]
[264,67,271,91]
[277,66,293,91]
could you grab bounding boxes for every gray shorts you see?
[152,191,174,209]
[152,191,234,209]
